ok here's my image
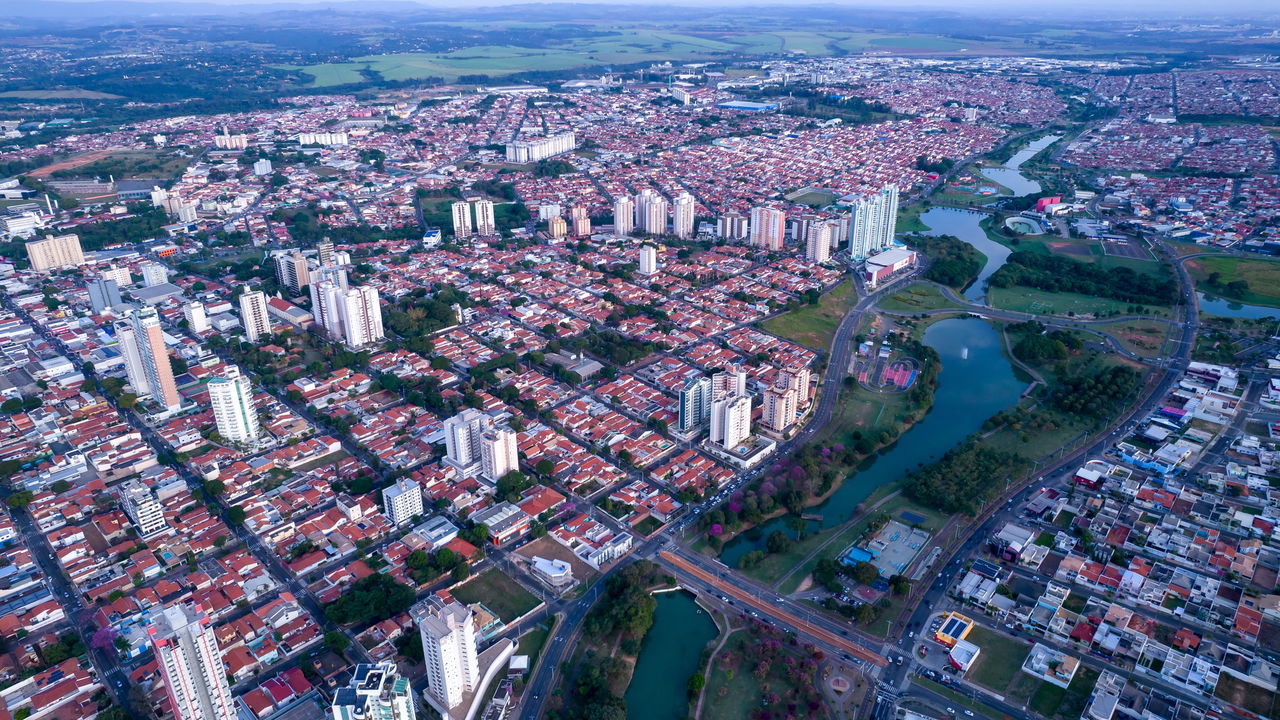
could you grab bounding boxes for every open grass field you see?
[877,283,963,314]
[1186,255,1280,309]
[760,280,857,350]
[979,408,1089,461]
[965,625,1030,691]
[450,569,539,622]
[702,629,817,720]
[50,149,192,181]
[817,381,913,450]
[1094,318,1172,358]
[988,286,1171,319]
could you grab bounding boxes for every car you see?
[946,708,954,715]
[963,711,974,717]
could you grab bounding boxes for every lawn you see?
[51,149,191,180]
[988,286,1171,319]
[877,283,963,313]
[1029,681,1067,717]
[979,409,1090,462]
[450,569,540,622]
[1186,255,1280,308]
[702,629,820,720]
[965,625,1030,692]
[816,381,913,449]
[760,280,858,350]
[517,616,556,666]
[897,204,932,233]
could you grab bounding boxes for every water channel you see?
[980,134,1062,197]
[917,207,1010,302]
[719,317,1028,566]
[1196,292,1280,320]
[624,590,719,720]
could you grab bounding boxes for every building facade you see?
[412,598,479,710]
[208,365,259,443]
[149,604,237,720]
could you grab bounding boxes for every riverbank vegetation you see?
[989,251,1176,305]
[549,561,670,720]
[1187,255,1280,308]
[903,442,1027,514]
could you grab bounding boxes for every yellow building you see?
[26,233,84,272]
[933,611,975,648]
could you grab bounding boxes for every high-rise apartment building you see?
[336,285,385,349]
[115,320,151,398]
[762,385,798,433]
[710,394,753,450]
[711,364,748,399]
[88,276,123,314]
[238,286,272,343]
[451,201,473,239]
[638,244,658,276]
[677,376,713,433]
[184,301,209,333]
[141,262,169,287]
[749,207,786,251]
[274,251,310,295]
[412,598,479,710]
[208,365,259,443]
[332,663,418,720]
[382,478,424,526]
[671,192,696,239]
[473,199,496,236]
[150,604,237,720]
[131,307,182,411]
[849,184,899,258]
[479,424,518,482]
[26,233,84,271]
[570,205,590,237]
[717,213,748,240]
[101,265,132,287]
[316,239,335,268]
[613,196,635,236]
[547,216,567,239]
[805,221,833,263]
[121,478,170,538]
[443,408,489,476]
[636,190,668,235]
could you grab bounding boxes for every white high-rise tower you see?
[749,207,786,251]
[849,184,899,258]
[613,195,635,236]
[149,604,237,720]
[208,365,259,443]
[671,192,696,239]
[412,597,479,710]
[238,286,272,342]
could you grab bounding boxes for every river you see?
[719,317,1027,566]
[1197,292,1280,320]
[918,206,1009,302]
[980,134,1062,197]
[624,590,719,720]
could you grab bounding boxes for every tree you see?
[850,561,879,586]
[226,506,246,525]
[451,564,470,582]
[325,574,415,626]
[324,631,351,654]
[0,398,21,414]
[5,491,34,509]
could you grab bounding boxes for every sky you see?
[40,0,1280,9]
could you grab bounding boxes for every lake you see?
[918,206,1010,302]
[624,590,719,720]
[981,134,1062,197]
[1197,293,1280,320]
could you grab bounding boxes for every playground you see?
[855,342,920,393]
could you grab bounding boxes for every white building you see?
[273,251,310,295]
[443,408,490,476]
[208,365,259,443]
[677,376,713,433]
[805,221,833,263]
[114,319,152,397]
[101,265,132,287]
[717,212,748,240]
[121,478,170,538]
[710,394,752,450]
[336,285,385,349]
[332,663,417,720]
[638,244,658,276]
[749,207,786,251]
[479,424,518,482]
[763,385,798,432]
[253,158,273,176]
[141,262,169,287]
[613,195,635,236]
[382,478,424,526]
[238,287,272,342]
[149,604,237,720]
[671,192,696,239]
[25,233,83,272]
[849,184,899,258]
[474,199,496,236]
[451,201,473,239]
[412,598,479,710]
[636,189,668,235]
[505,131,576,163]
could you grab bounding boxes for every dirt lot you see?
[514,536,599,585]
